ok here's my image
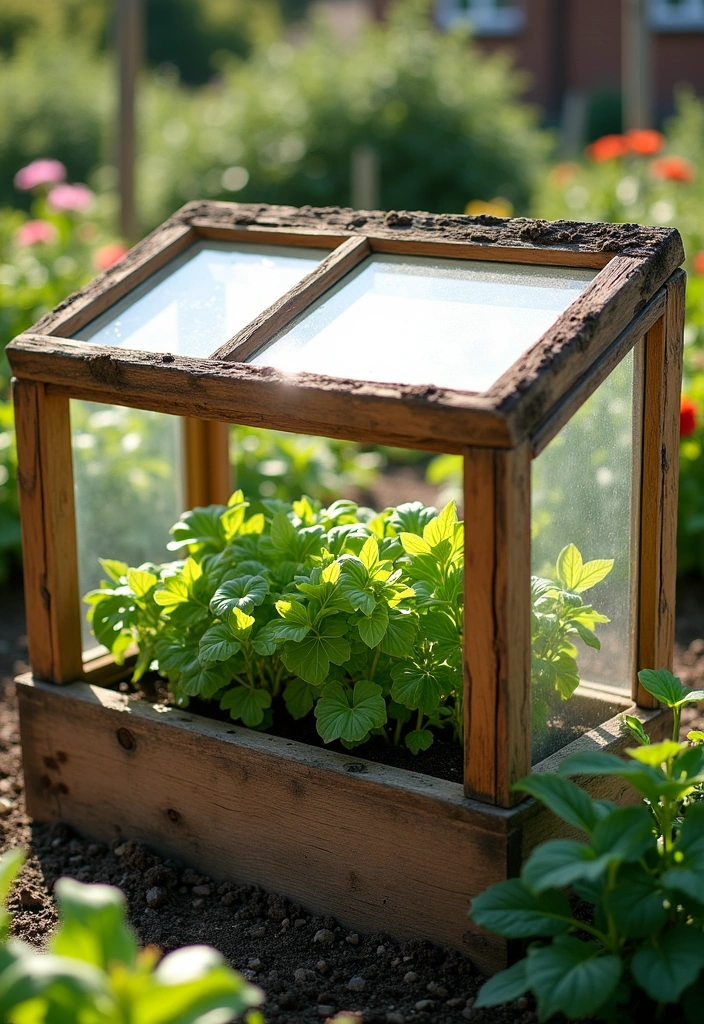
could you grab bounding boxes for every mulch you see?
[1,581,703,1024]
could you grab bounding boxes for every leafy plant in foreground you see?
[0,847,262,1023]
[87,493,612,755]
[471,668,704,1023]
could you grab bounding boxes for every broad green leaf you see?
[338,559,376,616]
[682,689,704,705]
[558,751,666,806]
[90,592,138,650]
[514,774,604,835]
[281,618,351,686]
[0,954,108,1019]
[283,679,317,720]
[400,532,432,556]
[99,558,129,583]
[661,803,704,904]
[168,506,227,551]
[154,575,191,609]
[391,663,447,716]
[210,575,269,618]
[270,510,298,553]
[199,625,242,665]
[127,568,157,598]
[556,544,583,591]
[52,878,138,970]
[359,535,380,571]
[474,959,530,1009]
[229,607,255,637]
[0,848,24,905]
[591,805,656,863]
[381,611,418,657]
[405,729,434,754]
[221,502,247,540]
[315,680,387,743]
[604,863,668,938]
[275,598,310,626]
[423,501,457,547]
[631,926,704,1004]
[688,730,704,744]
[391,501,438,536]
[181,661,231,699]
[637,668,687,707]
[240,512,265,536]
[526,937,621,1021]
[628,740,687,766]
[470,879,572,938]
[573,622,600,650]
[322,560,341,584]
[145,946,262,1022]
[553,651,580,699]
[220,686,271,727]
[573,558,614,593]
[521,839,606,893]
[357,604,389,649]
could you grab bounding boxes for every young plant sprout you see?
[87,493,613,754]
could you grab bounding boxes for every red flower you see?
[651,156,695,183]
[93,243,128,271]
[693,252,704,276]
[15,219,59,246]
[681,397,697,437]
[625,129,664,156]
[586,135,628,162]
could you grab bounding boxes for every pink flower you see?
[14,159,66,191]
[15,219,59,247]
[47,183,94,213]
[93,243,129,271]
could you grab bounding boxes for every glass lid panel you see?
[248,254,598,392]
[73,240,328,357]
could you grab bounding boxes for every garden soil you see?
[1,582,703,1024]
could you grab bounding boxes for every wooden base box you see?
[17,675,670,974]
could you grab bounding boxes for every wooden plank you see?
[194,223,347,249]
[12,381,82,682]
[212,236,371,361]
[368,235,613,270]
[183,419,232,507]
[636,271,685,705]
[36,222,197,338]
[463,444,532,807]
[529,284,666,456]
[8,335,514,452]
[491,238,684,438]
[17,676,516,972]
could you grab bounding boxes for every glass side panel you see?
[72,401,184,652]
[73,241,327,357]
[249,254,597,392]
[531,350,635,764]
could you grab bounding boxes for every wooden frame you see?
[8,203,685,963]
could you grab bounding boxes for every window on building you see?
[650,0,704,29]
[435,0,525,36]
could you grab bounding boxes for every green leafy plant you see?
[0,847,262,1023]
[87,493,612,755]
[470,668,704,1023]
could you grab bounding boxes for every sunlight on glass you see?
[250,254,596,392]
[73,241,327,357]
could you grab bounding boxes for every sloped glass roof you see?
[248,254,597,392]
[73,240,327,357]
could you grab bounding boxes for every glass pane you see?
[250,254,596,392]
[72,401,184,652]
[531,350,635,763]
[73,241,327,357]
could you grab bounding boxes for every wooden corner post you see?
[463,442,532,807]
[184,419,232,508]
[13,378,83,683]
[636,269,686,706]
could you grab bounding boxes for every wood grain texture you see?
[637,271,685,705]
[463,444,532,807]
[212,236,371,361]
[12,381,82,682]
[17,677,516,972]
[184,419,232,508]
[8,335,513,452]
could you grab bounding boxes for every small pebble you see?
[391,958,401,967]
[403,972,418,985]
[294,918,307,928]
[515,997,529,1010]
[317,1008,335,1018]
[314,928,335,945]
[347,975,366,992]
[294,968,317,984]
[192,885,211,897]
[377,945,386,955]
[316,960,329,974]
[0,797,13,816]
[241,969,257,982]
[86,844,102,857]
[446,998,466,1009]
[145,887,166,909]
[345,933,360,946]
[247,958,262,972]
[192,898,205,911]
[427,983,448,999]
[415,1000,435,1012]
[250,925,266,938]
[0,779,12,793]
[51,838,62,849]
[114,843,127,857]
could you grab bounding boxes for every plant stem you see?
[393,717,403,746]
